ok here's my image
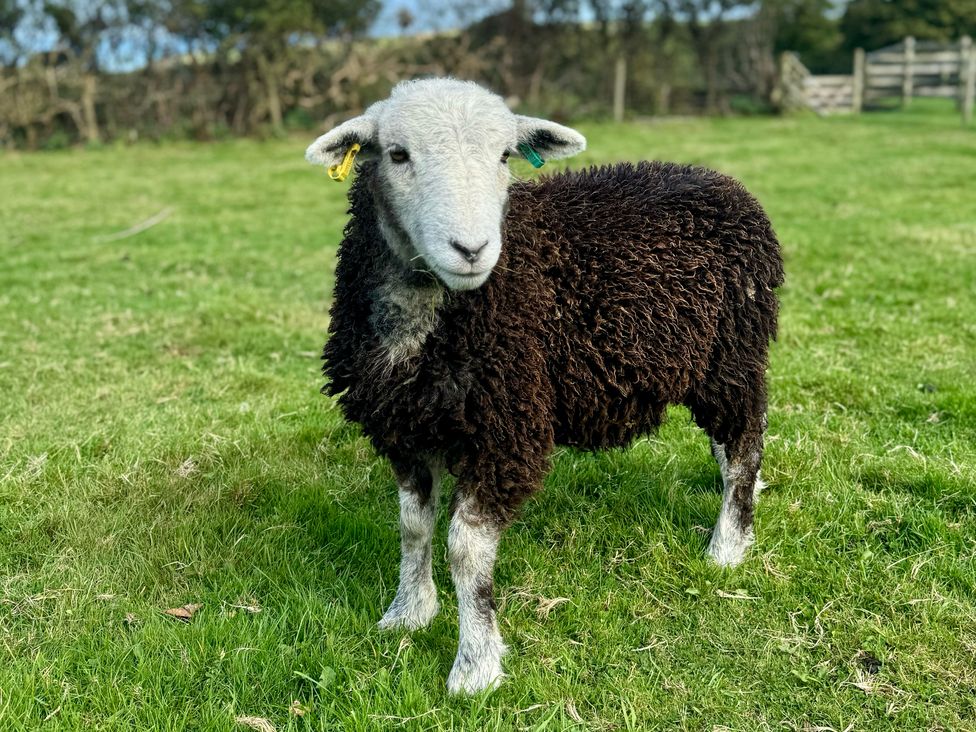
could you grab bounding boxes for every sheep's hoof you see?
[707,529,754,568]
[377,587,440,631]
[447,652,505,695]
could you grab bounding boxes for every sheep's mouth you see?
[429,264,493,291]
[399,241,488,288]
[442,269,484,280]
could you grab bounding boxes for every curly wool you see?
[323,160,784,523]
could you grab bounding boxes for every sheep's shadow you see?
[533,442,726,525]
[239,426,742,683]
[251,417,737,629]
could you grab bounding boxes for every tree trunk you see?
[703,46,721,114]
[528,61,544,109]
[257,53,283,133]
[657,82,671,115]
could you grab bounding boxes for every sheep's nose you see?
[450,239,488,264]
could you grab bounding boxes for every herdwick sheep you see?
[306,78,784,695]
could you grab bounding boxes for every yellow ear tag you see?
[328,143,361,182]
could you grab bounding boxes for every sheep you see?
[305,78,784,695]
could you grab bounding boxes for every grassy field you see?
[1,100,975,730]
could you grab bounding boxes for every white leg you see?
[378,468,441,631]
[708,481,754,567]
[708,441,759,568]
[446,496,506,695]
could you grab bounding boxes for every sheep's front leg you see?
[447,494,506,694]
[378,462,441,630]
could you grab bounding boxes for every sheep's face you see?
[307,79,586,291]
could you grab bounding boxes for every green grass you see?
[1,99,975,730]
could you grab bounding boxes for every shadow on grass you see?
[858,466,976,519]
[123,419,733,622]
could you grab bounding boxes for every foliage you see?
[41,1,109,62]
[0,0,23,40]
[840,0,976,51]
[766,0,845,73]
[1,100,976,728]
[0,0,969,148]
[0,3,20,66]
[198,0,380,42]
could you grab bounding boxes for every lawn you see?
[1,101,975,730]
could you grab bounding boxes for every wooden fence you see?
[777,36,976,123]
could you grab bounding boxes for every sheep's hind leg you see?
[710,437,766,500]
[378,461,441,631]
[708,420,765,568]
[446,493,506,695]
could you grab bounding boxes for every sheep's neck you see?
[369,258,444,367]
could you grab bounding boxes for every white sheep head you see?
[306,78,586,291]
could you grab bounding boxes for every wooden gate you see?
[776,36,976,123]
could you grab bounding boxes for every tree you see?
[840,0,976,51]
[659,0,758,112]
[200,0,379,41]
[39,1,132,141]
[198,0,381,131]
[0,0,24,66]
[396,6,415,33]
[764,0,841,68]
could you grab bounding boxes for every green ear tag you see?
[518,143,545,169]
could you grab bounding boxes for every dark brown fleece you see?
[323,161,784,524]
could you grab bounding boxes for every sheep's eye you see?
[501,150,511,164]
[389,148,410,164]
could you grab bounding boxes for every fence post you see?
[960,36,973,112]
[963,37,976,125]
[613,56,626,122]
[81,73,100,144]
[657,83,671,116]
[852,48,865,113]
[775,52,808,112]
[902,36,915,107]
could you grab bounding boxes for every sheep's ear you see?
[305,103,384,168]
[514,115,586,161]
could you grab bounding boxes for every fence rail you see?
[778,36,976,124]
[803,74,853,114]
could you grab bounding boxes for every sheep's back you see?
[502,162,783,449]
